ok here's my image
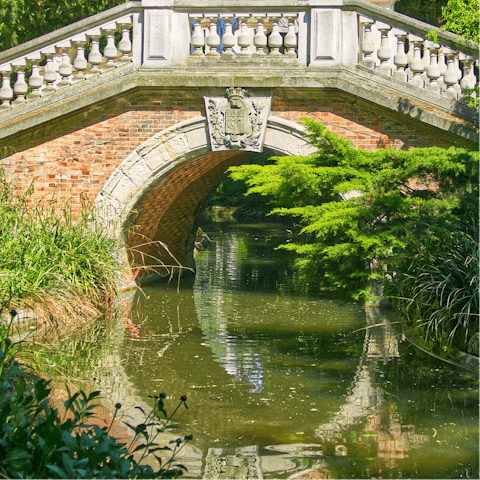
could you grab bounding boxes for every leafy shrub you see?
[229,119,478,302]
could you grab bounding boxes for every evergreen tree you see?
[229,119,478,303]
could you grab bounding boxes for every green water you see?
[68,222,479,478]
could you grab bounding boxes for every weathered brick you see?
[0,88,453,267]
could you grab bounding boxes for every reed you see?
[390,225,479,350]
[0,168,121,337]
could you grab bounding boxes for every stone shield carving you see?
[204,87,271,152]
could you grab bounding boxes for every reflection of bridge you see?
[315,307,400,442]
[0,0,478,266]
[86,289,426,480]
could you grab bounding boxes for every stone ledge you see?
[0,65,477,147]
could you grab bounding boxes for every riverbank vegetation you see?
[0,167,120,338]
[228,119,478,353]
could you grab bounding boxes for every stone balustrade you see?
[0,8,136,108]
[0,0,478,109]
[188,14,300,58]
[357,15,478,100]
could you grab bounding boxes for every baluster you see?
[426,44,441,94]
[237,15,252,55]
[73,39,88,82]
[0,70,13,109]
[28,60,43,98]
[12,63,28,105]
[267,16,283,56]
[220,15,236,56]
[57,43,73,88]
[377,23,392,75]
[409,36,425,88]
[206,16,220,56]
[460,54,477,97]
[284,15,298,57]
[190,16,205,56]
[422,40,431,78]
[102,24,118,70]
[420,40,432,86]
[405,39,414,79]
[453,54,462,95]
[117,19,132,64]
[253,15,268,55]
[359,17,376,69]
[43,53,58,93]
[393,31,408,82]
[87,32,103,77]
[443,48,459,99]
[437,46,447,91]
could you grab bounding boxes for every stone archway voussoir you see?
[94,115,313,243]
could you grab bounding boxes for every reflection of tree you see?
[194,233,264,393]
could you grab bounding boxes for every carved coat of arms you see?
[204,88,271,152]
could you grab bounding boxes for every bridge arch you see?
[94,116,315,269]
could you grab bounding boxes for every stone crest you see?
[204,88,271,152]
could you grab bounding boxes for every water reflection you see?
[315,309,400,442]
[194,235,265,392]
[57,222,478,479]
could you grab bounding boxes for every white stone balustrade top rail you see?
[0,0,478,110]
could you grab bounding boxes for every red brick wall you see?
[271,91,451,151]
[1,89,205,209]
[0,87,453,268]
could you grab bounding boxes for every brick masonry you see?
[0,87,453,268]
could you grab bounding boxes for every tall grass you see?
[0,168,121,337]
[390,225,479,351]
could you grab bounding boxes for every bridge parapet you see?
[0,0,478,112]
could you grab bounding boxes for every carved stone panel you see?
[203,445,262,479]
[204,88,271,152]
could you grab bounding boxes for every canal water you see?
[62,222,478,479]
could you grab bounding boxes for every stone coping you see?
[0,0,477,64]
[0,64,477,147]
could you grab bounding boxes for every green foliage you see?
[206,153,279,220]
[0,308,192,478]
[0,0,126,51]
[395,0,448,27]
[0,167,120,313]
[229,119,478,305]
[388,224,479,348]
[441,0,479,43]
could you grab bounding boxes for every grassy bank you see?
[0,168,121,339]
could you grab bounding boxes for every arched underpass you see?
[94,116,316,274]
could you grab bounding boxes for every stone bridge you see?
[0,0,478,271]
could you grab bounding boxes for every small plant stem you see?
[107,408,119,436]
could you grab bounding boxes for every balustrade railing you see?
[188,14,299,58]
[0,0,477,110]
[0,16,134,108]
[357,14,478,100]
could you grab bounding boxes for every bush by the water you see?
[228,119,479,351]
[389,224,479,353]
[0,168,120,332]
[0,308,191,479]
